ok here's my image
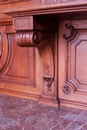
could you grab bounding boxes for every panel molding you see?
[63,24,87,95]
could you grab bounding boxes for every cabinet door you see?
[58,20,87,109]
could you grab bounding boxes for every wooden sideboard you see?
[1,0,87,109]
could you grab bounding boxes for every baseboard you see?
[60,99,87,110]
[0,88,40,101]
[39,98,58,107]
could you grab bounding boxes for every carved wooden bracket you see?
[12,16,56,96]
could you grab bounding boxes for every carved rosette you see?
[62,85,71,94]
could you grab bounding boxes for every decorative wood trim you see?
[15,31,41,47]
[63,24,77,40]
[63,24,78,94]
[62,85,71,94]
[16,31,54,78]
[43,77,54,91]
[14,16,33,30]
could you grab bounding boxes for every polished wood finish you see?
[1,0,87,109]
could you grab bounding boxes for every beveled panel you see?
[76,40,87,84]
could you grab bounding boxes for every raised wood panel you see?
[0,24,39,87]
[67,31,87,91]
[0,32,35,85]
[6,34,35,85]
[76,40,87,85]
[58,20,87,109]
[0,24,42,101]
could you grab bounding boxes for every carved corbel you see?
[13,16,55,95]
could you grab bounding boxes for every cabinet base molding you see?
[60,99,87,110]
[39,98,58,107]
[0,88,40,101]
[0,88,58,107]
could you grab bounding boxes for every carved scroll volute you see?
[15,31,41,47]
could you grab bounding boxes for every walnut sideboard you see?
[0,0,87,109]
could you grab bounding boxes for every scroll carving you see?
[15,31,41,47]
[63,24,77,40]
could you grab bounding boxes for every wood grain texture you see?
[2,0,87,109]
[3,0,87,17]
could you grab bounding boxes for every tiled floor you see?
[0,94,87,130]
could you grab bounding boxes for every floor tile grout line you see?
[75,122,87,130]
[49,108,77,130]
[63,110,85,130]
